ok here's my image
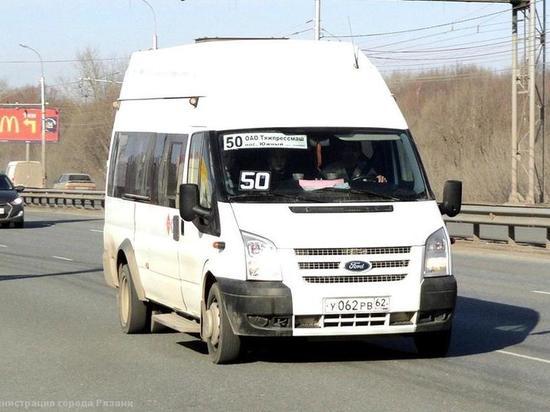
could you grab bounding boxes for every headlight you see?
[10,197,23,206]
[241,231,282,281]
[423,227,450,277]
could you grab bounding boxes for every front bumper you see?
[217,278,293,337]
[0,203,24,223]
[216,275,457,337]
[415,275,457,333]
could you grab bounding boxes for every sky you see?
[1,0,518,89]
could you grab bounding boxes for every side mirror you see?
[439,180,462,217]
[14,185,25,192]
[179,183,210,222]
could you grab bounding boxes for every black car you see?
[0,173,24,228]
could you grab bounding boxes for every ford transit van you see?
[103,40,462,364]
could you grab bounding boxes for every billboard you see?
[0,108,60,142]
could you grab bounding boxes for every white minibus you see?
[103,40,462,363]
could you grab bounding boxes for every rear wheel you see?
[205,283,241,364]
[414,328,452,357]
[117,264,148,334]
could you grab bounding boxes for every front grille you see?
[303,274,407,284]
[371,260,409,269]
[294,247,411,256]
[324,313,389,327]
[298,262,340,270]
[298,260,409,271]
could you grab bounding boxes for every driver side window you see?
[187,132,214,209]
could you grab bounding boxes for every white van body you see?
[103,40,458,363]
[5,161,43,188]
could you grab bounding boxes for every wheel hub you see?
[208,302,221,346]
[119,277,129,325]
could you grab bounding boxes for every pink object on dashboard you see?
[298,179,345,190]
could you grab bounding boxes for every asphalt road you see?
[0,209,549,411]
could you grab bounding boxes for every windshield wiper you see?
[314,187,401,201]
[227,191,323,203]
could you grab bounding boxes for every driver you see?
[323,142,387,183]
[268,149,294,189]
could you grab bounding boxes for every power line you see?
[330,5,516,39]
[364,29,514,54]
[360,20,511,51]
[364,37,514,54]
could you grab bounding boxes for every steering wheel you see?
[352,174,382,183]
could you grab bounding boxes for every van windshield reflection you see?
[219,129,430,203]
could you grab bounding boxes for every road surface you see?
[0,209,548,411]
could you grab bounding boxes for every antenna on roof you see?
[347,17,359,69]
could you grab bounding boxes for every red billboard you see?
[0,108,59,142]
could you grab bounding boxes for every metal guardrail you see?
[445,204,550,249]
[21,190,550,249]
[22,189,105,210]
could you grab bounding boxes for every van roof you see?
[119,40,408,131]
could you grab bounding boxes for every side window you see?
[109,132,188,204]
[148,134,166,205]
[109,133,156,199]
[129,133,155,198]
[394,140,414,185]
[187,132,214,209]
[158,134,188,208]
[112,133,129,198]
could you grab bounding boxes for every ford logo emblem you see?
[344,261,371,272]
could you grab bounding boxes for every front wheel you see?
[117,264,148,334]
[205,283,241,364]
[414,328,452,357]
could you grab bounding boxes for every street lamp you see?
[138,0,158,49]
[19,43,47,187]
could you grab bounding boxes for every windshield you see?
[218,129,430,203]
[69,174,92,182]
[0,175,13,190]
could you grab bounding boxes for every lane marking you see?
[52,256,74,262]
[0,244,7,248]
[531,290,550,295]
[497,350,550,365]
[89,229,103,233]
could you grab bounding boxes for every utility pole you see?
[527,0,536,203]
[507,0,545,204]
[19,43,46,187]
[404,0,546,204]
[510,7,520,202]
[314,0,321,40]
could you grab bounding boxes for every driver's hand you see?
[376,175,387,183]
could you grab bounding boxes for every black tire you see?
[14,220,24,228]
[0,222,8,228]
[117,264,148,334]
[414,328,452,357]
[206,283,241,364]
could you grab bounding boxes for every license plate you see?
[0,207,4,214]
[323,297,390,314]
